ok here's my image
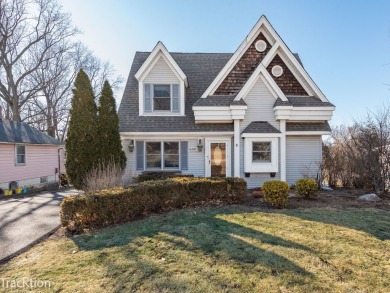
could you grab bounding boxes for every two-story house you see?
[118,15,335,188]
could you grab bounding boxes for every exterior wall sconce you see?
[128,139,135,152]
[197,139,203,152]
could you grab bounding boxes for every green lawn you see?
[1,206,389,292]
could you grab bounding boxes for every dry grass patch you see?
[0,206,389,292]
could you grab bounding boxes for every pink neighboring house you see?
[0,119,64,192]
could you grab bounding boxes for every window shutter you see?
[180,141,188,170]
[172,84,180,112]
[144,84,152,112]
[136,141,144,170]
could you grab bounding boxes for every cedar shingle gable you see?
[266,54,308,96]
[214,33,271,95]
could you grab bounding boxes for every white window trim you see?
[150,84,177,113]
[145,140,181,171]
[244,137,278,173]
[15,144,26,166]
[139,81,185,116]
[138,49,186,116]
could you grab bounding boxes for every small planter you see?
[4,190,12,196]
[15,188,23,194]
[253,188,263,198]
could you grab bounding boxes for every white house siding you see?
[238,76,280,188]
[286,136,322,185]
[122,138,205,183]
[240,77,279,131]
[144,56,179,84]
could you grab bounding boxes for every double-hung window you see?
[15,145,26,165]
[146,141,180,169]
[144,84,180,113]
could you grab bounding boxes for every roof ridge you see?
[136,51,233,55]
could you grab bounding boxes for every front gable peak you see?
[134,41,188,87]
[201,15,329,102]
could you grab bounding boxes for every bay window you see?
[244,137,278,172]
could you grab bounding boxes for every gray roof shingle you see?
[0,120,63,145]
[119,52,235,132]
[286,122,331,132]
[193,95,247,107]
[242,121,281,134]
[274,96,334,107]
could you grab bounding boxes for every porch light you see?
[128,139,135,152]
[197,139,203,152]
[214,144,222,166]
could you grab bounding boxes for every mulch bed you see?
[244,189,390,210]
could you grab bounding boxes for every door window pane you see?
[211,143,226,177]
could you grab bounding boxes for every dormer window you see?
[144,83,180,113]
[154,85,171,110]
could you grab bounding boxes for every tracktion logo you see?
[1,278,51,289]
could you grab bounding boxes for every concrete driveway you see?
[0,189,79,263]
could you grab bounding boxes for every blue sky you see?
[60,0,390,126]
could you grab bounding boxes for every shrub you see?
[295,178,318,198]
[83,160,124,192]
[61,177,247,233]
[262,180,290,209]
[133,172,194,183]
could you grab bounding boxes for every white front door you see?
[205,139,231,177]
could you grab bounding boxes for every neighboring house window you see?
[144,84,180,113]
[145,141,180,169]
[40,176,48,183]
[15,145,26,165]
[252,142,271,162]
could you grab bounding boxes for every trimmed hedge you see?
[295,178,318,198]
[61,177,247,233]
[133,172,194,183]
[263,180,290,209]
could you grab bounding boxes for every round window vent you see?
[272,65,283,77]
[255,40,267,52]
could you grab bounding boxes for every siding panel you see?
[239,77,280,188]
[286,136,322,185]
[144,56,179,84]
[0,144,60,184]
[240,77,279,131]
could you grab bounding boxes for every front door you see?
[205,139,231,177]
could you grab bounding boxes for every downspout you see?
[58,147,64,183]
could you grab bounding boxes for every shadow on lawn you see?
[281,208,390,241]
[73,207,314,280]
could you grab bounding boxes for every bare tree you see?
[24,41,123,141]
[323,105,390,196]
[0,0,78,121]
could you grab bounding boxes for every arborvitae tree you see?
[65,69,98,189]
[97,80,126,169]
